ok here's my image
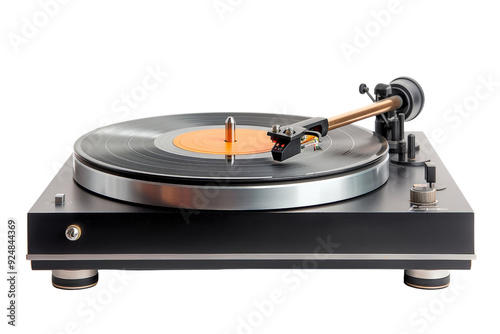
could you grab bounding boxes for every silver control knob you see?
[410,185,437,205]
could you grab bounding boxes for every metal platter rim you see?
[73,153,390,211]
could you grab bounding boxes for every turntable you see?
[27,77,475,290]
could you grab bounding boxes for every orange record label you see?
[173,128,274,155]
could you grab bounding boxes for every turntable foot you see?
[52,270,98,290]
[404,270,450,290]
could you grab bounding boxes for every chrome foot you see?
[404,269,450,290]
[52,270,98,290]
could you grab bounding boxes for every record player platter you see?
[73,113,389,210]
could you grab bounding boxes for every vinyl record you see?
[73,113,389,210]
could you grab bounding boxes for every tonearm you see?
[267,77,425,162]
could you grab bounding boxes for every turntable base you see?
[27,132,474,289]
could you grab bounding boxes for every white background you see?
[1,1,499,333]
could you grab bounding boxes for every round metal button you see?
[65,225,81,241]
